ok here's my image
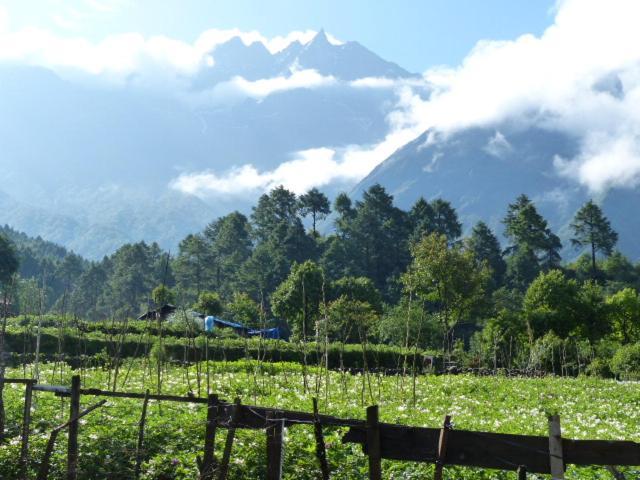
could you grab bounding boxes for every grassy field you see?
[2,361,639,479]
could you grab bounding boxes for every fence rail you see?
[1,376,639,479]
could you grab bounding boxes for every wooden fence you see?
[1,376,639,479]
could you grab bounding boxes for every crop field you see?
[1,361,639,479]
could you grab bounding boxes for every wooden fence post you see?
[312,398,330,480]
[434,415,452,480]
[200,393,218,480]
[517,465,527,479]
[217,398,241,480]
[19,381,34,479]
[366,405,382,480]
[67,375,81,480]
[266,410,284,480]
[606,466,626,479]
[134,389,150,479]
[548,415,564,480]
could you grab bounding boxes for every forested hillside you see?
[2,185,640,376]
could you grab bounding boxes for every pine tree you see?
[298,188,331,236]
[467,221,506,290]
[503,194,562,289]
[571,200,618,279]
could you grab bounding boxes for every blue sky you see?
[3,0,556,72]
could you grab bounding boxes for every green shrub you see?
[610,343,640,380]
[585,357,612,378]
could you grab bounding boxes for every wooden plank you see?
[19,382,34,480]
[216,398,241,480]
[200,393,218,480]
[343,423,640,472]
[434,415,452,480]
[366,405,382,480]
[312,398,330,480]
[66,375,81,480]
[548,415,564,479]
[266,411,284,480]
[2,378,38,384]
[134,389,150,480]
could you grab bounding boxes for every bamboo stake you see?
[134,389,150,479]
[19,381,34,479]
[434,415,452,480]
[312,398,330,480]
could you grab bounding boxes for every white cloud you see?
[0,7,8,34]
[0,23,341,83]
[190,69,337,105]
[171,148,350,197]
[484,131,512,158]
[360,0,640,192]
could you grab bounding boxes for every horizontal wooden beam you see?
[342,425,640,473]
[1,378,38,384]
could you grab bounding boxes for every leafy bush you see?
[610,343,640,380]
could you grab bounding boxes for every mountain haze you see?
[0,31,410,258]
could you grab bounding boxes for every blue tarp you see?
[204,316,247,332]
[204,316,284,339]
[248,327,282,339]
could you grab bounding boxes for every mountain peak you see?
[309,28,331,47]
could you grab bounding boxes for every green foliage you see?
[2,362,640,479]
[331,276,382,314]
[271,260,325,338]
[193,291,223,316]
[467,221,506,291]
[152,284,175,306]
[405,233,489,353]
[225,292,261,328]
[523,270,580,339]
[298,187,331,235]
[607,288,640,343]
[327,296,378,343]
[0,232,19,286]
[610,343,640,379]
[571,200,618,278]
[503,195,562,288]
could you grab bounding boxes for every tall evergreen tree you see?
[298,188,331,236]
[251,186,313,266]
[503,194,562,289]
[467,221,506,290]
[342,184,410,297]
[173,234,213,303]
[205,212,252,295]
[0,234,19,287]
[570,200,618,279]
[409,197,435,241]
[431,199,462,243]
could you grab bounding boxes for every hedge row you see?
[3,329,428,371]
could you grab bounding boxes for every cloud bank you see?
[6,0,640,198]
[0,20,339,85]
[175,0,640,198]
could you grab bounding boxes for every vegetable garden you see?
[1,360,639,479]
